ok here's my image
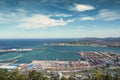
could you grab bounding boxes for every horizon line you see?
[0,37,120,39]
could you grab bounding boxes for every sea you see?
[0,39,120,63]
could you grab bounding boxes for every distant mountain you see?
[78,37,120,42]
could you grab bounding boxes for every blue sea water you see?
[0,39,120,63]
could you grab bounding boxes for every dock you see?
[79,52,120,66]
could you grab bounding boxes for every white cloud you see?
[16,8,26,16]
[80,16,95,21]
[70,4,95,12]
[0,8,74,28]
[0,8,26,24]
[96,9,120,21]
[16,8,26,13]
[18,14,73,29]
[52,13,72,17]
[0,12,17,23]
[0,13,3,16]
[79,9,120,21]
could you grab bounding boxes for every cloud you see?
[70,4,95,12]
[0,8,26,24]
[18,14,73,29]
[79,9,120,21]
[80,16,95,21]
[52,13,72,17]
[96,9,120,21]
[0,12,18,23]
[16,8,26,16]
[0,8,74,28]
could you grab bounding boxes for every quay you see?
[30,60,90,72]
[0,60,90,73]
[79,52,120,66]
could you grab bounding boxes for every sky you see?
[0,0,120,39]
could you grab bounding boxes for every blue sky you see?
[0,0,120,38]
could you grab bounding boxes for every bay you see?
[0,39,120,63]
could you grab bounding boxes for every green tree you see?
[7,69,21,80]
[28,70,44,80]
[68,77,76,80]
[0,69,9,80]
[43,76,49,80]
[20,74,28,80]
[104,73,112,80]
[114,74,120,80]
[61,76,67,80]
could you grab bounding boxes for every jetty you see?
[0,48,46,53]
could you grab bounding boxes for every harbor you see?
[0,51,119,80]
[0,51,119,73]
[79,52,120,66]
[30,60,90,72]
